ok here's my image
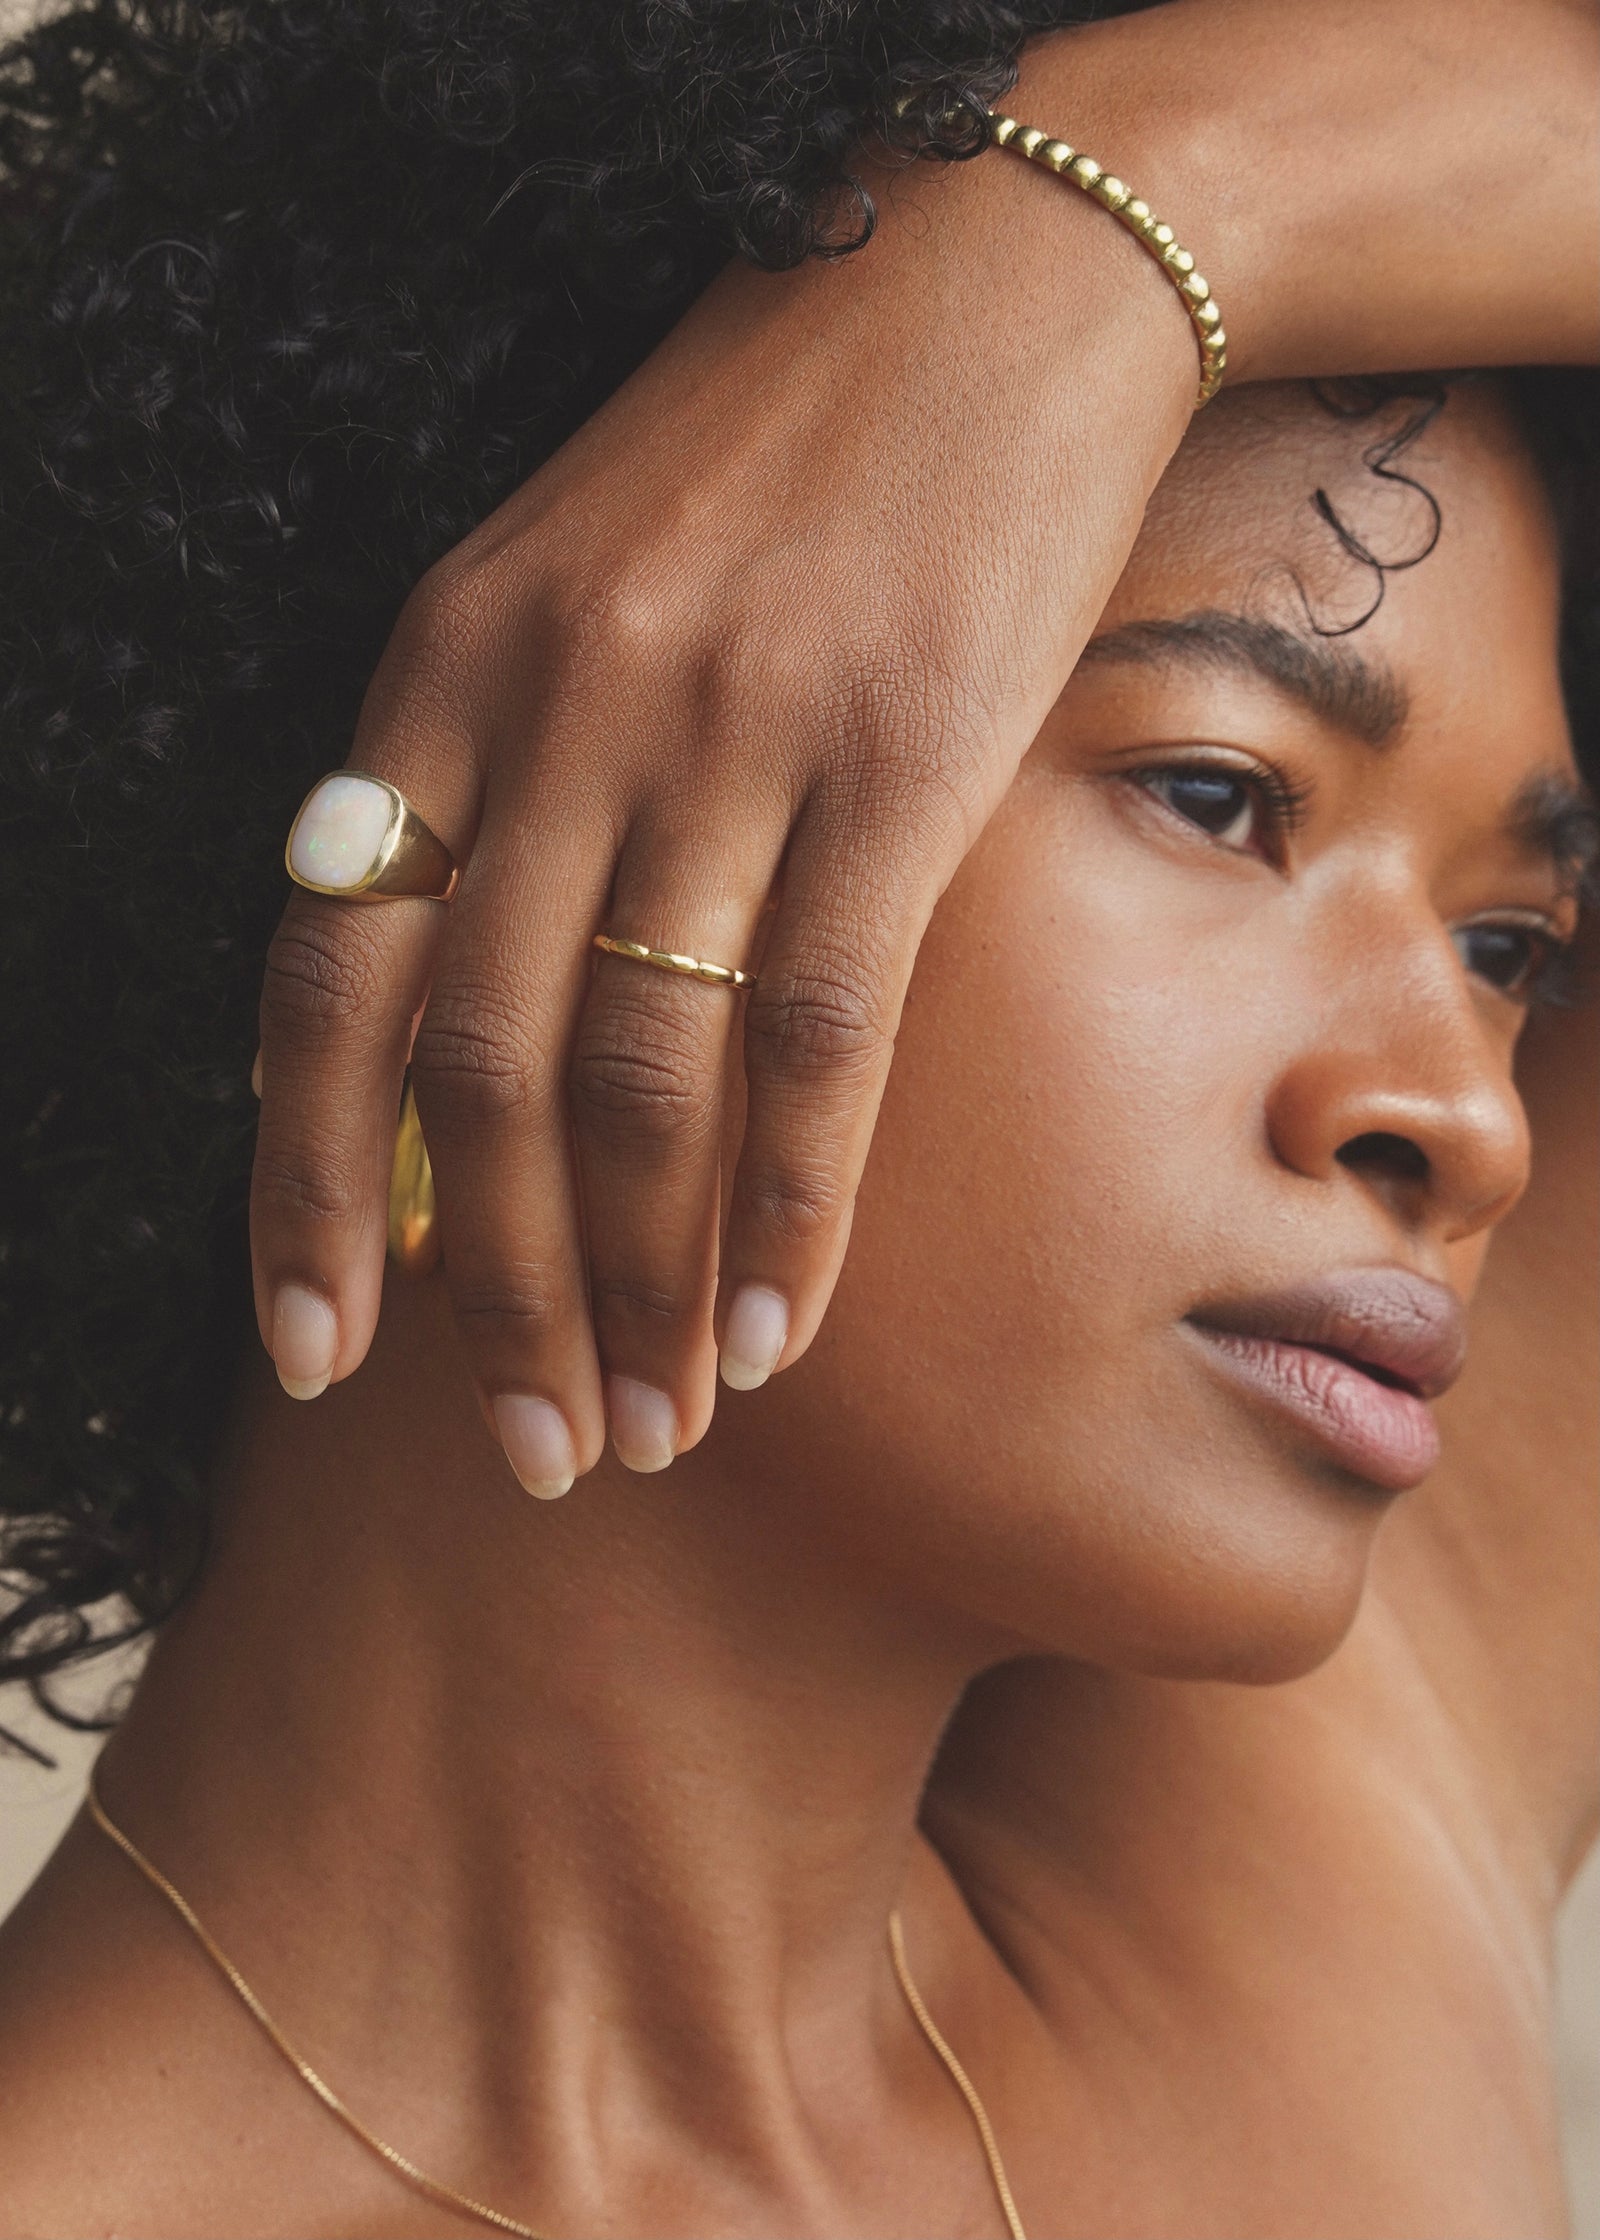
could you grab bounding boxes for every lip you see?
[1184,1268,1467,1494]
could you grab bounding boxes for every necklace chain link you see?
[87,1767,1027,2240]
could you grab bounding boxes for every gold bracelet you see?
[987,112,1225,408]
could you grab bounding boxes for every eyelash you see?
[1453,917,1577,1007]
[1127,751,1576,1007]
[1126,751,1311,869]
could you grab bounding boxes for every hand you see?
[249,0,1598,1494]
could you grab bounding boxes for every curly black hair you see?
[0,0,1594,1739]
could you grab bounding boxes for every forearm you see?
[1011,0,1600,380]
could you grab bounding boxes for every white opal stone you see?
[289,774,395,890]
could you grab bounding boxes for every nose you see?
[1265,952,1530,1245]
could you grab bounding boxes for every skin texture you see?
[0,383,1593,2239]
[246,0,1600,1498]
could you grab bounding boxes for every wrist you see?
[1011,0,1600,384]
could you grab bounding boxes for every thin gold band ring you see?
[593,933,756,990]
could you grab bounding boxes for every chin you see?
[1101,1478,1388,1687]
[968,1440,1395,1689]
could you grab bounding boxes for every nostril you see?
[1337,1130,1431,1186]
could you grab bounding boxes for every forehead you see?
[1103,381,1565,712]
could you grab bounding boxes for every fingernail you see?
[607,1376,678,1474]
[271,1284,338,1401]
[250,1048,263,1099]
[493,1393,576,1501]
[719,1285,789,1392]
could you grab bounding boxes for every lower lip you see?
[1187,1327,1441,1494]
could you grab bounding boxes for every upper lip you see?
[1186,1268,1467,1401]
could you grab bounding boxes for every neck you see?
[101,1278,1002,2218]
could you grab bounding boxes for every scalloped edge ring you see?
[593,934,757,990]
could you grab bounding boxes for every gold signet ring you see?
[387,1080,440,1274]
[593,934,756,990]
[286,772,460,902]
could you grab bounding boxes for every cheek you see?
[857,776,1259,1364]
[759,777,1383,1679]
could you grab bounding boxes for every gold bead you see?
[988,110,1222,418]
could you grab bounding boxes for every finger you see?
[571,817,781,1470]
[717,784,947,1390]
[252,888,442,1397]
[409,793,618,1496]
[250,589,485,1402]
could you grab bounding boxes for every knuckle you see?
[252,1145,360,1232]
[450,1267,565,1347]
[590,1272,688,1328]
[412,994,541,1129]
[366,559,500,752]
[738,1158,847,1248]
[570,999,713,1144]
[744,958,890,1086]
[261,915,386,1041]
[557,570,675,672]
[396,554,493,672]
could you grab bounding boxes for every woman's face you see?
[716,382,1588,1682]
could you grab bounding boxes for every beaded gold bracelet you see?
[987,112,1225,409]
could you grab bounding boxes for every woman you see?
[1,4,1596,2236]
[0,0,1593,1506]
[3,365,1596,2230]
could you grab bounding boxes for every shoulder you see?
[0,1820,422,2240]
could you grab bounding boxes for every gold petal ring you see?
[593,934,756,990]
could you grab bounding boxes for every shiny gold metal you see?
[387,1080,440,1274]
[86,1767,547,2239]
[87,1773,1028,2240]
[988,108,1224,404]
[285,772,461,903]
[890,1912,1029,2240]
[985,110,1219,407]
[593,933,757,990]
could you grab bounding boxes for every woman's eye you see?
[1138,767,1262,852]
[1452,920,1558,1000]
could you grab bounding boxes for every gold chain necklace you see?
[87,1768,1027,2240]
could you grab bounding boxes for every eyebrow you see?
[1508,769,1600,896]
[1079,608,1408,749]
[1079,606,1598,893]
